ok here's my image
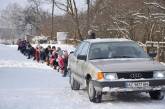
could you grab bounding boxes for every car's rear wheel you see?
[70,73,80,90]
[88,80,102,103]
[149,90,164,100]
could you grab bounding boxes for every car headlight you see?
[104,73,118,80]
[153,71,165,78]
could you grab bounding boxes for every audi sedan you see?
[68,38,165,103]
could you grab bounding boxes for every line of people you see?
[17,39,69,77]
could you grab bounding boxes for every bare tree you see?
[51,0,55,40]
[25,0,43,35]
[52,0,83,40]
[0,3,25,40]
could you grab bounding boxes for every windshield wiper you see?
[90,56,135,60]
[90,57,107,60]
[111,56,134,58]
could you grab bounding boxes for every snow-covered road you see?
[0,44,164,109]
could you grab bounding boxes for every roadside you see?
[0,44,164,109]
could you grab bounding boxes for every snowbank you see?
[161,62,165,66]
[0,60,51,70]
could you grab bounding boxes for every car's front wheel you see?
[70,73,80,90]
[149,90,164,100]
[88,80,102,103]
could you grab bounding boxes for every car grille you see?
[117,72,153,79]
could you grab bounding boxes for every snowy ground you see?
[0,44,165,109]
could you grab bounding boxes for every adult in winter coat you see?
[88,30,96,39]
[63,51,69,77]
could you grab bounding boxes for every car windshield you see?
[88,41,149,60]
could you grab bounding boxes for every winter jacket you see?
[35,48,40,62]
[58,56,64,70]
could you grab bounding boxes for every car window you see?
[88,42,149,60]
[74,42,86,57]
[79,42,90,56]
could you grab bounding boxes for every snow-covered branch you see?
[144,2,165,10]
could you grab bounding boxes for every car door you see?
[77,42,90,84]
[71,42,86,77]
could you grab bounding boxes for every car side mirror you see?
[77,55,87,61]
[148,52,157,58]
[70,51,74,54]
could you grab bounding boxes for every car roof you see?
[84,38,133,43]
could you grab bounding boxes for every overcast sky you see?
[0,0,87,14]
[0,0,27,10]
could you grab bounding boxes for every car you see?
[68,38,165,103]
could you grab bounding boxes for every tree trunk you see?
[51,0,55,40]
[72,0,83,41]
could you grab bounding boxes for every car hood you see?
[89,58,165,72]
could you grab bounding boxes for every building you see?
[57,32,68,44]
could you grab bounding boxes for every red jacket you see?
[49,55,55,65]
[35,48,40,62]
[58,56,64,70]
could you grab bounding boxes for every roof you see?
[85,38,132,43]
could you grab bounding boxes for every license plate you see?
[126,82,149,88]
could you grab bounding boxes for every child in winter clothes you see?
[49,46,56,67]
[58,56,64,70]
[49,55,55,66]
[52,50,58,69]
[40,46,46,63]
[58,50,64,74]
[26,43,32,59]
[35,47,40,62]
[45,46,52,65]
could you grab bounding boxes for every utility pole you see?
[51,0,55,41]
[86,0,90,39]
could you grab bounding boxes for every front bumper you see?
[93,79,165,93]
